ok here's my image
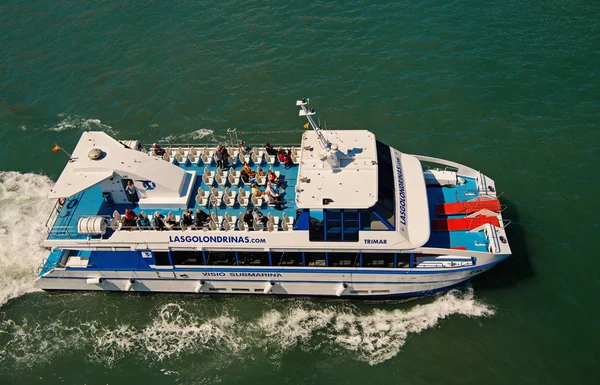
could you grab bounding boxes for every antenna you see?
[296,98,329,150]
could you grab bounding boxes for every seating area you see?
[46,144,301,239]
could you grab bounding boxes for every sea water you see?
[1,0,598,384]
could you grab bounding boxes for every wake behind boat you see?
[36,99,511,297]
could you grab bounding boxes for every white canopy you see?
[49,131,188,199]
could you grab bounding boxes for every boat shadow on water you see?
[471,198,533,291]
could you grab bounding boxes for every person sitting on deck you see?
[265,143,276,156]
[151,143,165,157]
[239,141,252,155]
[251,183,263,198]
[165,214,177,230]
[181,209,193,228]
[122,209,137,230]
[194,209,209,228]
[243,208,254,229]
[267,169,283,189]
[257,167,266,177]
[253,208,268,227]
[277,148,293,169]
[152,212,166,231]
[214,145,224,168]
[242,162,257,184]
[137,213,151,230]
[265,181,284,210]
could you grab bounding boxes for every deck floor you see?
[48,158,299,240]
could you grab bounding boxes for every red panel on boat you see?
[436,200,501,215]
[432,216,500,231]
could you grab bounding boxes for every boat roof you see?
[49,132,189,199]
[296,130,378,209]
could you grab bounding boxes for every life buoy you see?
[57,198,66,206]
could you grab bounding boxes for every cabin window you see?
[154,252,172,266]
[272,252,303,266]
[360,210,387,230]
[170,251,204,265]
[328,252,360,267]
[396,253,410,268]
[205,251,236,265]
[309,210,325,241]
[325,210,342,242]
[305,252,327,267]
[362,253,395,268]
[343,210,359,242]
[237,252,270,266]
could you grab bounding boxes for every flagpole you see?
[53,145,72,158]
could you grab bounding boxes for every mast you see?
[297,98,342,168]
[297,98,329,150]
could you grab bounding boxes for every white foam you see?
[0,172,54,308]
[47,115,117,135]
[0,290,494,370]
[188,129,215,140]
[253,288,494,365]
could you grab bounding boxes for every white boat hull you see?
[35,259,504,297]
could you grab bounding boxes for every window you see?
[325,210,342,242]
[170,251,204,265]
[360,210,387,230]
[362,253,395,268]
[154,252,171,266]
[396,254,410,268]
[309,210,325,241]
[237,252,270,266]
[328,252,359,267]
[305,252,326,267]
[272,252,303,266]
[205,251,236,265]
[343,210,359,242]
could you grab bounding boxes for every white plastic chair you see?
[251,194,263,207]
[238,193,249,207]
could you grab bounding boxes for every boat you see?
[35,99,511,297]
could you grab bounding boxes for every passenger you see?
[265,143,277,156]
[257,167,266,177]
[221,146,230,168]
[277,149,293,169]
[242,162,256,177]
[267,169,283,188]
[125,180,139,206]
[122,209,137,230]
[151,143,165,157]
[152,212,166,231]
[239,141,252,155]
[251,183,263,198]
[181,209,193,227]
[266,181,284,209]
[242,162,257,184]
[253,208,268,227]
[194,209,209,228]
[137,213,151,230]
[243,208,254,229]
[165,216,177,230]
[214,145,224,168]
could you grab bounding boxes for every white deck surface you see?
[296,130,378,209]
[49,132,188,199]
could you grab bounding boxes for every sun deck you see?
[47,155,300,240]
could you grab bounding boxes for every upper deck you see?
[296,130,378,209]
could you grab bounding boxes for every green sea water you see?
[1,1,599,384]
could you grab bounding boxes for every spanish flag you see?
[52,145,60,153]
[303,123,309,129]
